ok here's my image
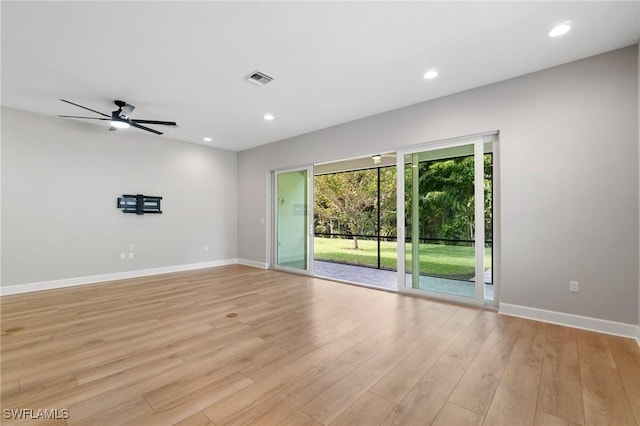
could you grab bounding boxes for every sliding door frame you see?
[396,132,499,308]
[271,166,314,275]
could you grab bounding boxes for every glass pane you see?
[313,165,397,289]
[404,157,417,288]
[276,170,308,270]
[404,145,478,298]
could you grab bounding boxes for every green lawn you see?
[314,236,491,279]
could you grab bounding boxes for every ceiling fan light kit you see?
[58,99,177,135]
[110,121,130,129]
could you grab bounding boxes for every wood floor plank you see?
[12,375,79,408]
[446,314,523,417]
[576,330,616,368]
[439,306,481,333]
[175,334,266,364]
[67,396,153,426]
[439,310,497,369]
[0,415,67,426]
[483,362,540,426]
[201,336,357,425]
[432,402,484,426]
[337,321,418,367]
[534,410,582,426]
[369,328,458,403]
[447,351,509,416]
[126,371,254,426]
[45,354,186,421]
[223,358,355,426]
[336,299,454,368]
[3,354,181,412]
[2,336,110,384]
[580,361,637,426]
[537,325,584,425]
[537,367,584,426]
[301,317,447,425]
[542,325,580,373]
[381,361,465,426]
[329,391,396,426]
[607,335,640,407]
[241,331,353,382]
[508,319,547,370]
[174,411,216,426]
[73,343,179,386]
[2,265,639,425]
[142,363,243,409]
[0,334,54,361]
[632,404,640,425]
[339,299,430,344]
[279,410,324,426]
[1,380,21,398]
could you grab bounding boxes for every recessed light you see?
[203,137,212,142]
[264,114,275,121]
[549,22,571,37]
[423,69,439,79]
[110,121,130,129]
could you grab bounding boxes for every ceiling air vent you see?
[244,70,274,86]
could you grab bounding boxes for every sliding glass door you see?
[273,167,313,273]
[397,135,496,306]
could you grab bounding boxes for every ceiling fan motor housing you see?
[113,101,135,120]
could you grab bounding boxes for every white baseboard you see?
[0,259,238,296]
[499,302,639,340]
[237,259,269,269]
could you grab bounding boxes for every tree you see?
[406,153,492,243]
[314,170,378,249]
[421,156,475,240]
[378,167,397,237]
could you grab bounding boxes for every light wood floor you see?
[1,265,639,426]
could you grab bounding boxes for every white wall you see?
[1,107,237,288]
[238,46,639,325]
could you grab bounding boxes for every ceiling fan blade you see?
[58,115,111,120]
[59,99,110,117]
[131,119,177,126]
[129,121,163,135]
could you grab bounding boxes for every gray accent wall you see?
[1,107,238,287]
[238,46,639,325]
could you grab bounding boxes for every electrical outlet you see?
[120,252,126,260]
[205,245,209,252]
[128,252,134,259]
[569,280,579,293]
[128,244,134,252]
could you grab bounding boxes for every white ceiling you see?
[2,1,639,152]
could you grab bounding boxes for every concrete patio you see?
[314,260,494,300]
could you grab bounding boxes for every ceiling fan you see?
[58,99,177,135]
[372,153,396,164]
